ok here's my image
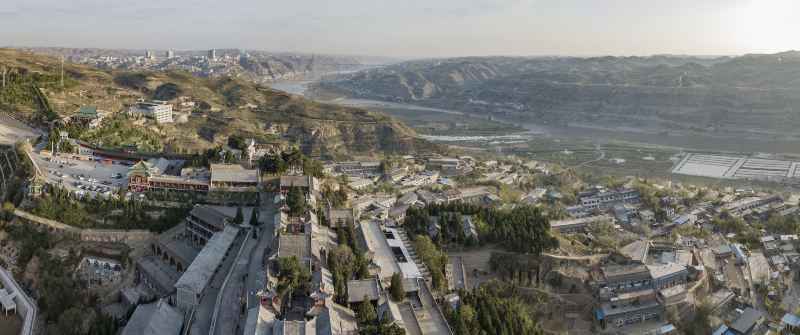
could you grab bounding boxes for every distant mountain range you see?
[333,52,800,139]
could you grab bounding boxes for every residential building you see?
[426,157,471,176]
[128,101,173,123]
[336,161,381,177]
[579,186,638,210]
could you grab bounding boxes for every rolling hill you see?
[0,49,442,156]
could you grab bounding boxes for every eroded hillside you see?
[334,53,800,138]
[0,49,442,156]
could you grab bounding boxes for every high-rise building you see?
[145,50,156,59]
[165,50,174,58]
[208,49,216,60]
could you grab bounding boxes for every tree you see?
[357,296,377,324]
[276,257,311,299]
[228,133,247,150]
[302,159,324,178]
[359,321,406,335]
[89,314,116,335]
[444,282,546,335]
[234,206,244,225]
[666,305,681,326]
[286,186,308,216]
[57,307,84,335]
[389,272,405,301]
[259,154,286,174]
[249,207,259,226]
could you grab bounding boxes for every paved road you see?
[213,191,277,335]
[245,191,278,309]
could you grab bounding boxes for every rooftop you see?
[277,233,313,261]
[600,300,662,318]
[729,307,763,334]
[210,163,260,184]
[121,301,183,335]
[189,204,230,230]
[647,263,688,281]
[620,239,650,263]
[174,225,239,295]
[74,105,100,119]
[280,175,315,189]
[357,220,402,279]
[601,264,649,279]
[782,313,800,327]
[347,278,381,303]
[315,301,358,335]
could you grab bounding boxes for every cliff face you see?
[335,52,800,137]
[281,120,444,156]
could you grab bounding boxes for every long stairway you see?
[396,229,431,281]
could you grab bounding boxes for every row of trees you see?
[329,222,370,305]
[404,202,558,254]
[412,235,449,293]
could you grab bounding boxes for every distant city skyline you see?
[1,0,798,58]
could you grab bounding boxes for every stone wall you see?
[13,209,152,245]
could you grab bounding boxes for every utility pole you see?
[1,65,6,87]
[60,56,65,88]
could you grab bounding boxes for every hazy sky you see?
[1,0,798,58]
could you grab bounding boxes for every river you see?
[268,81,800,155]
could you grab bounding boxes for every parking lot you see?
[33,152,131,198]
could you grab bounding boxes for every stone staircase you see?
[396,229,431,281]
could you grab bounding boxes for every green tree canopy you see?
[234,205,244,225]
[389,272,405,301]
[227,133,247,150]
[249,207,260,226]
[276,256,311,299]
[286,186,308,216]
[357,296,377,324]
[57,307,84,335]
